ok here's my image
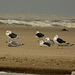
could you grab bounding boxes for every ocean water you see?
[0,13,75,28]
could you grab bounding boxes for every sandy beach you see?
[0,25,75,74]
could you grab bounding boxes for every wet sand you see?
[0,25,75,74]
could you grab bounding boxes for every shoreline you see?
[0,55,74,74]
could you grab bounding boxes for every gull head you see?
[55,35,58,38]
[36,31,39,34]
[45,37,50,41]
[53,35,58,42]
[6,30,11,35]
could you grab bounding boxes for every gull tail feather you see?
[66,42,74,46]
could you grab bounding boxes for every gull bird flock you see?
[35,30,55,47]
[5,30,74,47]
[6,30,24,47]
[35,30,74,47]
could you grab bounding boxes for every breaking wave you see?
[0,19,75,28]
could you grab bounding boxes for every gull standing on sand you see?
[6,30,19,39]
[53,35,74,46]
[6,40,24,47]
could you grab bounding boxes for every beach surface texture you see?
[0,26,74,74]
[0,14,75,74]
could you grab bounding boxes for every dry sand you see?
[0,25,75,74]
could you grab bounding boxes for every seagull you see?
[43,37,55,46]
[6,30,19,39]
[53,35,74,46]
[35,31,45,38]
[61,28,68,31]
[39,39,51,47]
[6,40,24,47]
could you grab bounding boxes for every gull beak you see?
[6,41,8,43]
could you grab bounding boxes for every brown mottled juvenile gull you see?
[6,40,24,47]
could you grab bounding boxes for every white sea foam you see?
[0,71,38,75]
[0,19,75,28]
[0,71,26,75]
[0,71,70,75]
[0,19,52,27]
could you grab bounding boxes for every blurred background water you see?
[0,14,75,28]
